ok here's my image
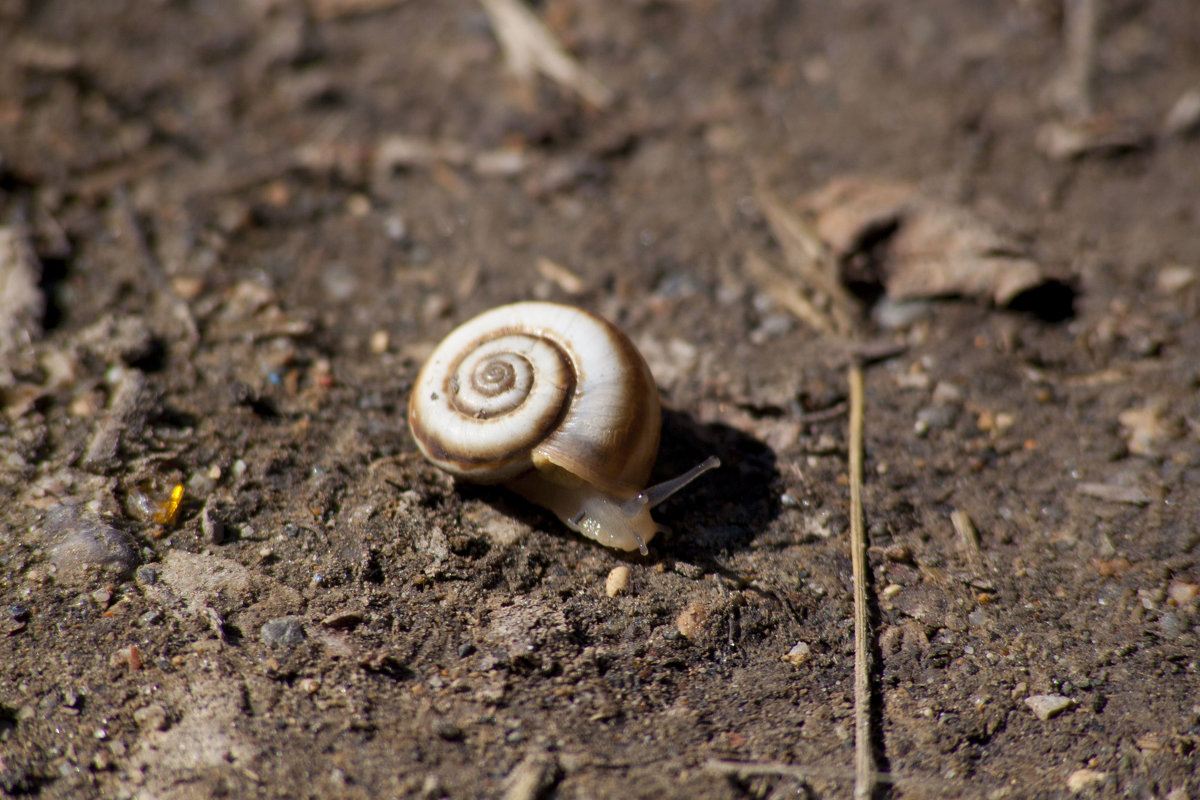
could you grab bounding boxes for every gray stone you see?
[1024,694,1075,721]
[44,506,138,585]
[260,616,306,648]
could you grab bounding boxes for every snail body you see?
[408,301,718,554]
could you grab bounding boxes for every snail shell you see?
[408,301,717,554]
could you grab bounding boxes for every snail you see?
[408,301,719,555]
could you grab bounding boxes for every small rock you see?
[604,566,631,597]
[1167,581,1199,608]
[1163,88,1200,138]
[675,600,710,639]
[502,751,561,800]
[1156,265,1196,294]
[1077,483,1151,506]
[782,641,811,665]
[1025,694,1075,721]
[110,645,142,671]
[434,720,464,741]
[873,298,931,329]
[370,330,389,354]
[137,609,163,627]
[915,405,956,434]
[44,506,138,585]
[201,506,225,545]
[321,610,365,630]
[133,703,168,731]
[1067,768,1107,793]
[260,616,306,648]
[297,677,321,695]
[673,561,705,580]
[931,381,964,405]
[1118,403,1173,456]
[1159,611,1183,638]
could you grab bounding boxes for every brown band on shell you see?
[410,329,576,479]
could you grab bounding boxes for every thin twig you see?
[1049,0,1100,119]
[479,0,613,108]
[847,362,876,800]
[743,251,838,337]
[951,508,984,576]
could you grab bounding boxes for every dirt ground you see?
[2,1,1199,798]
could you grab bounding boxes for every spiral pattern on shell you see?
[409,302,661,493]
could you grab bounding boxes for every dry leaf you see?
[802,176,1047,306]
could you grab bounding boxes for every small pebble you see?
[110,645,142,671]
[675,600,710,639]
[915,405,956,434]
[1167,581,1198,607]
[1024,694,1074,721]
[1066,768,1107,793]
[434,720,464,741]
[297,677,321,695]
[202,506,225,545]
[1159,611,1182,638]
[931,381,964,405]
[44,506,138,585]
[320,610,365,630]
[260,616,306,648]
[133,703,168,731]
[782,641,811,665]
[605,566,631,597]
[502,751,561,800]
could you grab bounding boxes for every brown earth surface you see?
[2,1,1199,798]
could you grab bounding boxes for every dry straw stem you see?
[1049,0,1100,119]
[754,186,860,338]
[847,362,876,799]
[743,252,839,337]
[951,508,984,576]
[479,0,613,108]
